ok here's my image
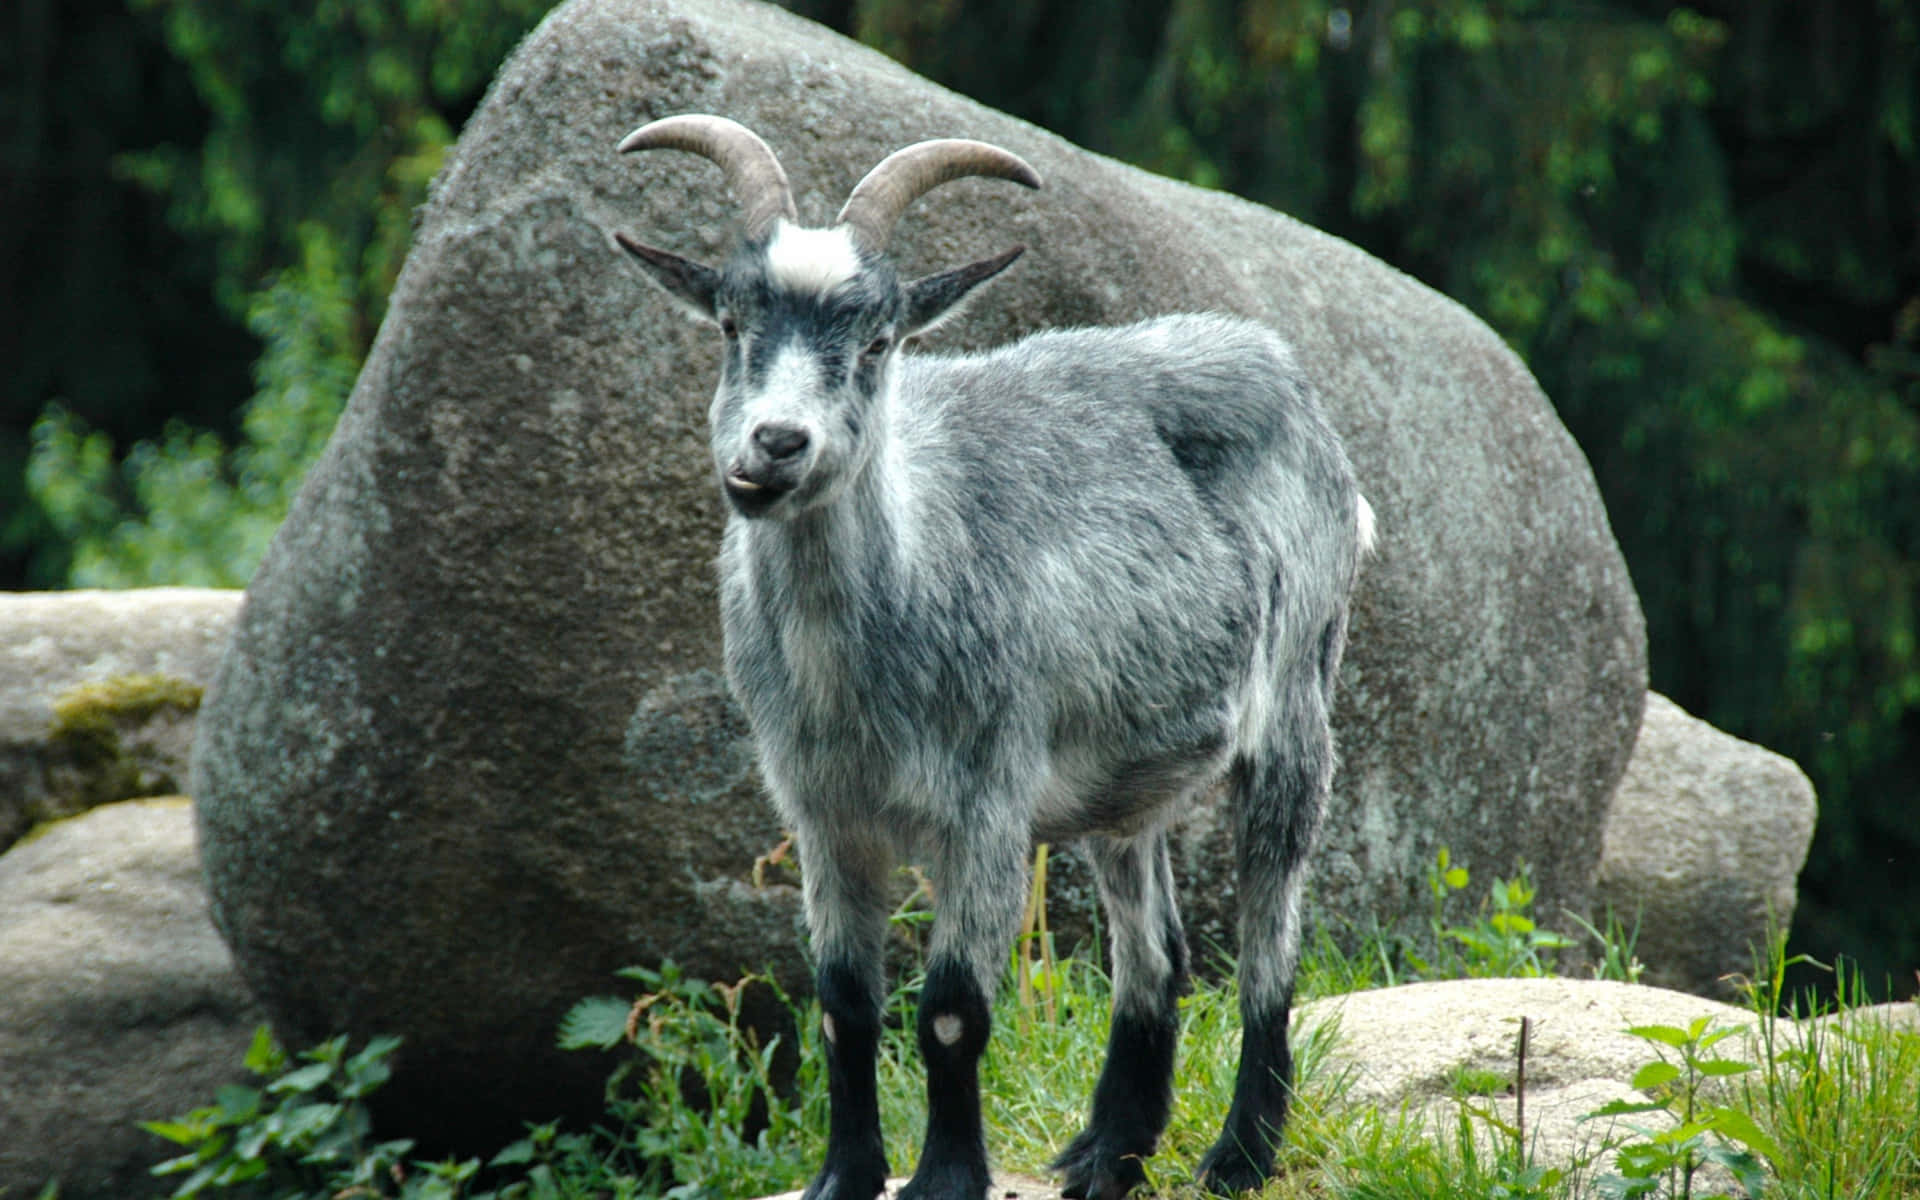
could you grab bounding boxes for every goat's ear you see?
[903,245,1025,337]
[615,232,721,322]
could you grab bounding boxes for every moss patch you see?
[40,673,205,820]
[50,673,204,766]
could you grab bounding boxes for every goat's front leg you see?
[899,827,1031,1200]
[797,823,895,1200]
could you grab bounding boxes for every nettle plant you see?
[1582,1016,1778,1200]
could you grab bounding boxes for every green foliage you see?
[149,911,1920,1200]
[1403,848,1577,981]
[27,226,357,586]
[1581,1017,1774,1199]
[142,1027,478,1199]
[567,963,819,1199]
[119,0,555,321]
[15,0,557,589]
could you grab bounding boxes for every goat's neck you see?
[747,443,906,626]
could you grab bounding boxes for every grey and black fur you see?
[610,115,1374,1200]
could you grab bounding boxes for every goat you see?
[611,115,1373,1200]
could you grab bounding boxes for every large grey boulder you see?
[191,0,1645,1145]
[0,588,240,851]
[1597,693,1818,1000]
[0,798,264,1200]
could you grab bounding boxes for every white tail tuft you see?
[1356,493,1378,557]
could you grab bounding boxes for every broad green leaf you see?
[1707,1105,1784,1161]
[1700,1143,1771,1194]
[212,1084,260,1122]
[1630,1060,1682,1090]
[489,1137,537,1166]
[558,995,633,1050]
[242,1026,285,1076]
[266,1061,335,1094]
[1626,1023,1692,1048]
[148,1148,210,1175]
[140,1121,207,1148]
[1584,1098,1670,1118]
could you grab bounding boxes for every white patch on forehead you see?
[765,221,863,297]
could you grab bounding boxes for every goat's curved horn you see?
[618,115,798,239]
[835,139,1041,254]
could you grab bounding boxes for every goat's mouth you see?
[722,465,795,516]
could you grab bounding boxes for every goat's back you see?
[895,312,1357,608]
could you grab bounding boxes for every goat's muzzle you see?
[722,420,812,516]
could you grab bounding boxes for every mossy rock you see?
[41,673,205,819]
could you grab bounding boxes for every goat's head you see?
[614,115,1040,519]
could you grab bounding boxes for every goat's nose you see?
[751,422,810,461]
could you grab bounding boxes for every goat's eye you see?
[719,316,740,340]
[862,335,892,361]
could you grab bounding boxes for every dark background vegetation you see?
[5,0,1916,1001]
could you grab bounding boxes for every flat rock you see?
[1296,976,1756,1181]
[0,797,263,1200]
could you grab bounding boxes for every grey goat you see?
[611,115,1373,1200]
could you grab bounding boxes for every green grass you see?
[141,853,1920,1200]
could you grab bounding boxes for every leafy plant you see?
[557,962,818,1200]
[1406,848,1577,980]
[143,1027,483,1199]
[1582,1016,1778,1199]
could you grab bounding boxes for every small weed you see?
[555,962,818,1199]
[1448,1064,1511,1099]
[1403,848,1577,981]
[1581,1015,1776,1199]
[1566,908,1647,985]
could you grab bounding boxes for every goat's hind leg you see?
[1196,710,1331,1195]
[798,825,895,1200]
[1052,829,1189,1200]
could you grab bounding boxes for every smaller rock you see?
[0,797,264,1200]
[1596,693,1818,1000]
[1295,977,1758,1187]
[0,588,240,850]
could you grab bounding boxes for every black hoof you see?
[801,1162,889,1200]
[1051,1127,1149,1200]
[1194,1140,1273,1197]
[896,1158,992,1200]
